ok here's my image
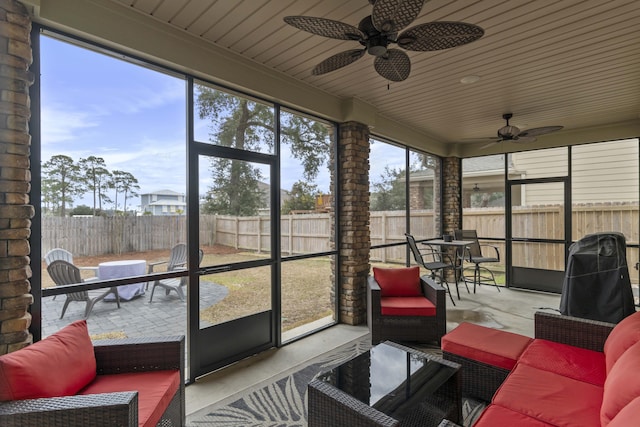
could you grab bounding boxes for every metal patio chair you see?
[454,229,501,293]
[405,233,457,305]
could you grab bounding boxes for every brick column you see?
[441,157,461,235]
[0,0,34,354]
[332,121,370,325]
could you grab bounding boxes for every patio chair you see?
[405,233,457,305]
[44,248,98,299]
[367,266,446,345]
[47,260,120,319]
[454,229,501,293]
[146,243,187,290]
[149,248,204,302]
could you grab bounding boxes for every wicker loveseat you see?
[441,311,640,426]
[0,320,184,427]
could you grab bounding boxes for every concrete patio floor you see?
[185,285,563,415]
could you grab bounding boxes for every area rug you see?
[187,336,485,427]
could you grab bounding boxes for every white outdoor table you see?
[99,260,146,301]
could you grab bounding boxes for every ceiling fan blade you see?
[372,0,425,33]
[518,126,563,138]
[397,21,484,51]
[374,49,411,81]
[514,136,537,143]
[480,140,501,149]
[312,49,365,75]
[284,16,365,41]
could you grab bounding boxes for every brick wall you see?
[0,0,34,355]
[333,122,370,325]
[441,157,461,235]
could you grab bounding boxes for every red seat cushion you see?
[380,296,436,316]
[518,339,606,386]
[373,266,422,297]
[601,340,640,426]
[604,310,640,373]
[0,320,96,401]
[441,322,532,370]
[79,370,180,427]
[473,404,555,427]
[493,364,603,427]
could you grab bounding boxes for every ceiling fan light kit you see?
[284,0,484,82]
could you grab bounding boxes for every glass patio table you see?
[308,341,461,427]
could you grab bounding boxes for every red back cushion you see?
[608,396,640,427]
[604,311,640,373]
[0,320,97,401]
[373,266,422,297]
[601,340,640,426]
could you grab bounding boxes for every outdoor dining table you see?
[99,259,146,301]
[423,239,475,297]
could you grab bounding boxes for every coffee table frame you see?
[308,341,461,427]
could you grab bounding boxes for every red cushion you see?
[380,296,436,316]
[79,370,180,427]
[601,340,640,426]
[604,311,640,373]
[373,266,422,297]
[441,322,532,370]
[473,404,555,427]
[493,364,603,427]
[0,320,96,401]
[608,396,640,427]
[518,339,606,386]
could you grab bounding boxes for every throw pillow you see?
[604,310,640,373]
[601,340,640,426]
[373,266,422,297]
[0,320,97,401]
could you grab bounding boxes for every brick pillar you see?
[0,0,34,355]
[332,121,370,325]
[441,157,461,235]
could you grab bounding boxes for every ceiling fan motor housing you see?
[498,125,520,139]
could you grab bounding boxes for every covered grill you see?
[559,232,635,323]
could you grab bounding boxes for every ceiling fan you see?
[283,0,484,82]
[477,113,564,148]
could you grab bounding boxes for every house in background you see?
[140,190,186,216]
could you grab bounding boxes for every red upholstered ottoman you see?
[441,322,533,401]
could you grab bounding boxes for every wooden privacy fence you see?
[43,204,639,277]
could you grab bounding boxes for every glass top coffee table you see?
[308,341,461,427]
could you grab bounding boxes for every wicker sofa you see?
[441,311,640,426]
[0,320,184,427]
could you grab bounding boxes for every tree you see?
[282,181,319,214]
[370,166,406,211]
[78,156,111,216]
[70,205,93,216]
[111,170,140,215]
[42,155,84,216]
[196,87,330,215]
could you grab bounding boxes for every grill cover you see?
[559,232,635,323]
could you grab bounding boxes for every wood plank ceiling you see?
[111,0,640,149]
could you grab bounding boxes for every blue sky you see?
[40,35,408,211]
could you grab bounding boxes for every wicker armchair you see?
[367,272,446,345]
[0,335,185,427]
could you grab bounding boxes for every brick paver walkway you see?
[41,280,228,339]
